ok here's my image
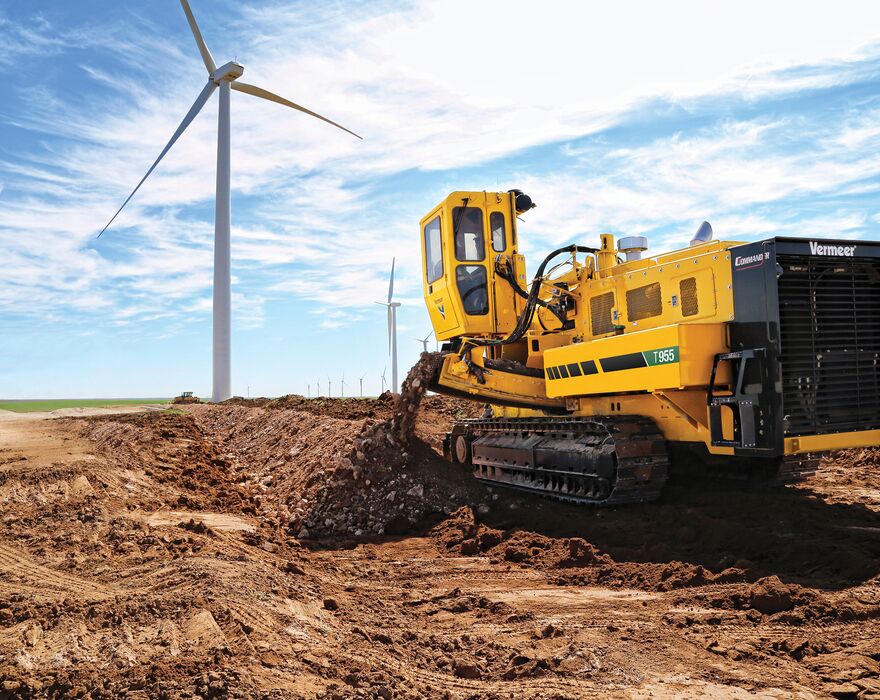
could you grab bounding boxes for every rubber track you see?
[448,415,669,506]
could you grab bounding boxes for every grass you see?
[0,398,170,413]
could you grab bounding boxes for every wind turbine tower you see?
[359,372,366,397]
[98,0,360,404]
[375,259,400,392]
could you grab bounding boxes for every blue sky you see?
[2,0,880,399]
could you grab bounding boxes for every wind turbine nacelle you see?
[212,61,244,83]
[420,190,528,342]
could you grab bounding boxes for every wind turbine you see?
[416,331,432,353]
[328,375,332,398]
[375,259,400,393]
[359,372,366,397]
[98,0,360,404]
[380,366,387,393]
[340,371,346,398]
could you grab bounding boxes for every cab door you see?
[421,209,460,338]
[450,203,492,333]
[485,204,522,335]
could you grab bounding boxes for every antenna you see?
[97,0,361,405]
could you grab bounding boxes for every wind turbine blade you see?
[230,81,362,139]
[98,80,216,238]
[388,257,395,303]
[180,0,216,73]
[387,306,393,355]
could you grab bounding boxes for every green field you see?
[0,398,170,413]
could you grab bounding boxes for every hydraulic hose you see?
[495,257,571,328]
[464,244,597,352]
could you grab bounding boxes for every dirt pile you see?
[63,353,482,541]
[432,506,754,592]
[266,393,394,420]
[680,574,880,624]
[796,447,880,511]
[180,353,489,539]
[74,411,253,513]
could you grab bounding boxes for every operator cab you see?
[420,190,531,341]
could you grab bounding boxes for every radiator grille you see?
[777,254,880,436]
[590,291,615,336]
[680,277,699,317]
[626,283,662,322]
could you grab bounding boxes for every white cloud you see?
[1,0,880,333]
[512,115,880,254]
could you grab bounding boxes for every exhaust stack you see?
[618,235,648,261]
[691,221,713,247]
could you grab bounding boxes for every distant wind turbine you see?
[340,371,346,398]
[380,366,387,393]
[359,372,366,397]
[328,375,332,398]
[97,0,361,404]
[375,259,400,393]
[416,331,432,353]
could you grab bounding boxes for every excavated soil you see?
[1,361,878,698]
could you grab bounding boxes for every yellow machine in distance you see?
[420,189,880,505]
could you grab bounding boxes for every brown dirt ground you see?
[0,381,878,698]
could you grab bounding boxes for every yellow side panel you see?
[785,430,880,455]
[434,354,566,410]
[544,323,728,397]
[426,288,461,338]
[579,245,735,341]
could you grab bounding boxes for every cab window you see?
[424,215,443,283]
[456,265,489,315]
[490,212,506,252]
[452,207,485,261]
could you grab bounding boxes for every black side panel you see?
[728,236,880,446]
[728,240,784,454]
[775,240,880,436]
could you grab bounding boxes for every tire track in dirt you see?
[0,543,115,601]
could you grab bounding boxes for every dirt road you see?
[0,397,878,699]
